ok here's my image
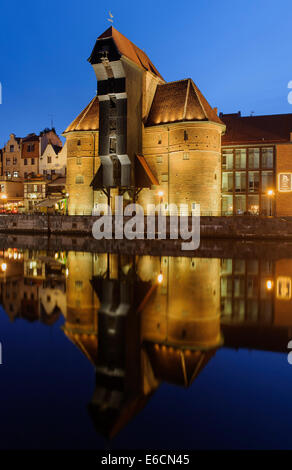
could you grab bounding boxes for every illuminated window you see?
[156,156,162,163]
[235,172,246,192]
[76,157,81,165]
[247,195,259,214]
[183,152,189,160]
[222,149,233,169]
[77,140,81,146]
[222,172,233,192]
[248,148,260,169]
[262,148,273,168]
[235,149,246,169]
[248,171,259,192]
[277,277,292,300]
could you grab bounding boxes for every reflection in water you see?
[0,248,292,439]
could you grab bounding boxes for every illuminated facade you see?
[64,27,225,216]
[221,112,292,216]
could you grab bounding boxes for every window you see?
[156,156,162,163]
[183,152,189,160]
[184,130,188,141]
[262,147,273,168]
[33,185,38,192]
[76,157,81,165]
[24,172,28,178]
[47,156,52,164]
[222,172,233,192]
[24,158,28,166]
[0,184,4,192]
[10,145,14,152]
[77,140,81,146]
[222,149,233,170]
[31,158,35,165]
[248,171,259,192]
[261,171,274,192]
[6,158,11,165]
[235,172,246,192]
[13,157,17,165]
[75,175,84,184]
[13,171,18,178]
[248,195,259,214]
[235,149,246,169]
[27,144,35,152]
[6,172,11,179]
[109,136,117,154]
[51,170,55,175]
[235,195,246,214]
[222,195,233,215]
[248,148,260,169]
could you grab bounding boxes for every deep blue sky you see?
[1,0,292,145]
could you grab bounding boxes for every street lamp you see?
[267,189,275,216]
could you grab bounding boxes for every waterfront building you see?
[0,178,24,212]
[2,134,22,179]
[221,112,292,216]
[40,141,66,178]
[21,128,62,179]
[64,27,225,216]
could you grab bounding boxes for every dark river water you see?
[0,247,291,449]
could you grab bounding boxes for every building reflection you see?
[1,249,292,437]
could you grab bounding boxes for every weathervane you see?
[107,11,114,24]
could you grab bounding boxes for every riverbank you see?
[1,214,292,239]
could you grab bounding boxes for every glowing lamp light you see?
[1,194,7,200]
[266,280,273,290]
[158,191,164,197]
[267,189,274,196]
[1,263,7,272]
[157,273,163,284]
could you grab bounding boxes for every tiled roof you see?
[221,113,292,145]
[64,96,99,133]
[145,79,223,126]
[22,134,39,142]
[93,26,163,80]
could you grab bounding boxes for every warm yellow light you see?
[54,253,58,259]
[1,263,7,272]
[66,268,69,277]
[158,191,164,197]
[266,280,273,290]
[157,273,163,284]
[267,189,274,196]
[1,194,7,200]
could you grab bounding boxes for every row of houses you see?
[0,128,67,213]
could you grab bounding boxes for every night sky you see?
[1,0,292,145]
